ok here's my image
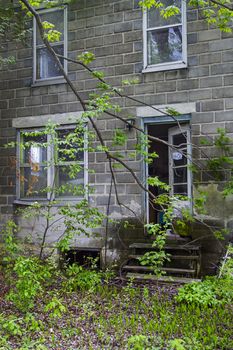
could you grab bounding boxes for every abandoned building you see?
[0,0,233,281]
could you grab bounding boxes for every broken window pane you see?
[147,26,182,65]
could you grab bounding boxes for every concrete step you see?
[129,243,200,251]
[123,265,196,274]
[128,254,200,261]
[126,272,201,284]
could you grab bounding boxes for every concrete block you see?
[201,100,224,112]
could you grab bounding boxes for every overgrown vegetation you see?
[0,267,232,349]
[0,1,233,348]
[0,227,232,349]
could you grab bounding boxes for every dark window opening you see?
[64,248,101,269]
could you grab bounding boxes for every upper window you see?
[17,126,87,201]
[33,6,67,83]
[143,0,187,72]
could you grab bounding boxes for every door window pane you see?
[172,149,187,166]
[173,184,187,195]
[172,132,187,147]
[173,167,187,184]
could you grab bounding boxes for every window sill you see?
[31,77,66,87]
[142,61,187,74]
[13,198,84,207]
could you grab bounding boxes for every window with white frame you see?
[33,6,67,82]
[17,126,87,200]
[143,0,187,72]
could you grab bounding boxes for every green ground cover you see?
[0,269,232,350]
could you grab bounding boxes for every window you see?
[143,0,187,72]
[33,6,67,82]
[17,126,87,200]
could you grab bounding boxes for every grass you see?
[0,273,232,350]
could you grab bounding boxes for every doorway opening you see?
[147,122,191,224]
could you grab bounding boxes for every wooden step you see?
[129,243,200,251]
[128,254,200,261]
[126,272,201,284]
[165,234,190,242]
[123,265,196,274]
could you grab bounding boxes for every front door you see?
[147,123,192,224]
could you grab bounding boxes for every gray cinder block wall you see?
[0,0,233,272]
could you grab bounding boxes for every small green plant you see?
[139,224,170,277]
[7,256,53,311]
[63,263,102,292]
[1,315,23,337]
[44,295,67,319]
[127,335,151,350]
[176,247,233,307]
[168,338,186,350]
[1,220,19,266]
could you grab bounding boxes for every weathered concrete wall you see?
[0,0,233,268]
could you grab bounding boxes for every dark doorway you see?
[148,124,172,224]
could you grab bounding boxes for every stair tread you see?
[165,234,190,242]
[123,265,196,274]
[130,243,200,251]
[128,254,200,261]
[126,272,201,284]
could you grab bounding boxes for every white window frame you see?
[33,6,68,83]
[168,124,192,199]
[16,125,88,202]
[142,1,187,73]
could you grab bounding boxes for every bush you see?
[176,249,233,307]
[62,263,102,292]
[7,256,53,311]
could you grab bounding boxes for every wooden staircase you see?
[122,235,202,284]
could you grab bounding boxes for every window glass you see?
[36,9,64,45]
[173,184,187,195]
[144,0,186,70]
[56,167,84,197]
[57,129,84,162]
[147,0,181,27]
[147,26,182,65]
[22,134,47,164]
[172,132,187,147]
[18,127,86,200]
[34,8,66,81]
[20,166,47,198]
[173,167,187,184]
[36,45,64,80]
